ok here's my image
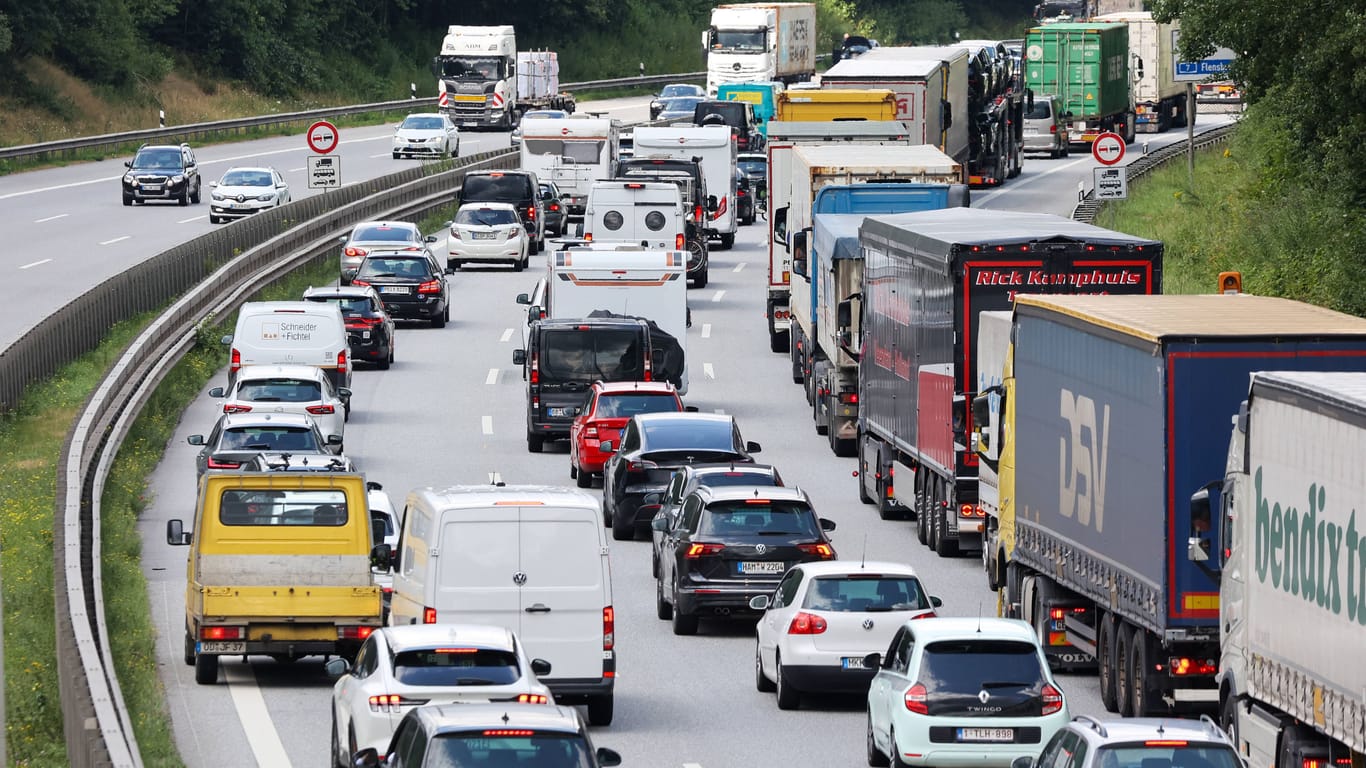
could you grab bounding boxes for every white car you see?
[446,202,529,271]
[751,560,941,710]
[326,624,554,759]
[207,364,348,443]
[366,482,399,618]
[865,617,1069,768]
[392,113,459,159]
[208,166,291,223]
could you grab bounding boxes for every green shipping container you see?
[1024,23,1130,120]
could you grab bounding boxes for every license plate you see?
[381,286,410,294]
[199,641,246,653]
[464,122,479,127]
[472,232,497,240]
[547,407,571,417]
[232,203,248,209]
[739,561,785,574]
[144,185,162,191]
[1025,128,1040,135]
[841,656,866,669]
[957,728,1014,743]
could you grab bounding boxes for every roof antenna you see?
[860,534,868,568]
[977,602,983,633]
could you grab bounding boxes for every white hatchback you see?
[327,624,554,760]
[447,202,529,271]
[752,561,940,710]
[208,364,348,444]
[209,166,291,223]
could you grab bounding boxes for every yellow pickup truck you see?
[167,471,383,684]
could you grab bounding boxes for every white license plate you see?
[232,203,249,209]
[464,122,479,127]
[381,286,410,294]
[144,185,162,191]
[547,407,571,417]
[472,232,498,240]
[1025,128,1040,135]
[739,561,785,574]
[199,641,246,653]
[841,656,866,669]
[957,728,1014,743]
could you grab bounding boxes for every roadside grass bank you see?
[1,254,335,767]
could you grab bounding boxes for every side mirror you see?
[772,206,789,246]
[513,349,527,366]
[596,749,623,768]
[370,543,394,571]
[745,440,762,453]
[530,658,552,676]
[684,405,699,412]
[327,434,343,446]
[166,519,191,546]
[791,230,809,277]
[599,440,615,453]
[1013,757,1035,768]
[650,516,670,532]
[220,334,233,345]
[208,387,226,398]
[424,235,439,243]
[527,305,541,324]
[124,160,132,168]
[748,594,771,611]
[324,657,351,678]
[338,387,352,398]
[337,235,349,245]
[352,748,380,768]
[863,652,882,669]
[706,194,718,212]
[187,435,205,446]
[367,481,383,491]
[819,517,836,532]
[930,595,943,608]
[516,293,532,305]
[1188,483,1218,564]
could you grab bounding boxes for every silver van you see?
[1022,94,1071,158]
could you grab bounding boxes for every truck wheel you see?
[184,632,196,666]
[720,232,735,250]
[858,450,874,505]
[527,432,544,453]
[1131,630,1162,716]
[1220,691,1240,748]
[1097,612,1119,712]
[1115,623,1136,716]
[587,694,614,726]
[935,485,960,556]
[915,480,930,542]
[194,653,219,685]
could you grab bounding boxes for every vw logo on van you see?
[513,571,528,585]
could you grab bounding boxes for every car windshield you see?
[594,393,679,417]
[920,640,1044,694]
[436,55,504,80]
[217,488,347,526]
[661,97,704,112]
[401,116,445,130]
[640,419,733,450]
[456,207,519,226]
[463,175,532,202]
[390,647,521,686]
[661,84,702,98]
[540,329,643,383]
[698,500,819,537]
[133,148,182,170]
[358,257,430,279]
[220,170,272,186]
[1025,100,1053,119]
[802,575,929,612]
[219,426,320,452]
[352,226,415,243]
[714,29,767,51]
[306,296,376,316]
[425,733,594,768]
[1095,745,1243,768]
[738,159,767,176]
[235,378,323,403]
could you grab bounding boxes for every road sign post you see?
[1172,30,1237,191]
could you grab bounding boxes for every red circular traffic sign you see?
[306,120,339,155]
[1092,132,1126,166]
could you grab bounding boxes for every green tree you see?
[848,0,969,45]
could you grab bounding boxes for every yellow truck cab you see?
[167,471,382,684]
[774,89,898,122]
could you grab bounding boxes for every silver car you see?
[1022,94,1071,158]
[391,113,459,159]
[208,166,291,224]
[337,221,439,285]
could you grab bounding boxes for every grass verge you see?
[1,254,336,767]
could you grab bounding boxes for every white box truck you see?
[519,117,621,219]
[703,3,817,96]
[1094,12,1189,132]
[434,25,575,129]
[631,126,738,250]
[1199,370,1366,768]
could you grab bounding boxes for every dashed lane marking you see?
[179,215,206,224]
[500,328,514,342]
[99,235,130,245]
[35,213,68,223]
[711,290,725,303]
[482,415,494,435]
[19,259,51,269]
[703,363,715,379]
[733,262,746,272]
[485,368,499,385]
[701,323,711,339]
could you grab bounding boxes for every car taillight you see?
[797,542,835,559]
[206,457,241,469]
[423,607,437,624]
[354,315,384,326]
[517,694,550,704]
[686,543,725,559]
[603,606,614,650]
[305,404,335,415]
[694,204,703,222]
[449,228,462,241]
[337,626,373,640]
[200,626,245,640]
[1041,683,1064,715]
[787,612,827,635]
[676,233,685,249]
[418,279,442,294]
[585,422,605,438]
[584,232,593,241]
[737,188,746,197]
[351,279,370,287]
[549,203,560,212]
[506,228,519,240]
[223,404,252,414]
[530,351,539,385]
[911,611,937,620]
[526,206,535,220]
[627,459,657,472]
[369,694,427,713]
[1049,124,1058,134]
[337,350,347,376]
[904,683,929,714]
[343,246,367,258]
[229,348,241,374]
[839,392,858,404]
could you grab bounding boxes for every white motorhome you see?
[630,125,739,249]
[583,181,687,251]
[546,246,690,394]
[519,117,621,219]
[385,484,615,725]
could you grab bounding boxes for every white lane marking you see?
[711,290,725,303]
[370,153,392,159]
[485,368,499,385]
[35,213,68,223]
[223,663,292,768]
[19,258,52,269]
[971,156,1090,208]
[733,262,746,273]
[99,235,130,245]
[684,762,704,767]
[178,215,206,224]
[703,363,715,379]
[288,167,305,172]
[482,415,494,435]
[701,323,711,339]
[499,328,514,343]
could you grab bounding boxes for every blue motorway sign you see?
[1171,29,1238,82]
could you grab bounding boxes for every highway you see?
[1,94,1234,766]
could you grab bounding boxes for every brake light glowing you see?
[686,543,725,558]
[484,730,535,737]
[904,683,928,714]
[838,392,858,404]
[343,246,367,258]
[517,694,550,704]
[584,232,593,241]
[1041,683,1064,714]
[337,626,373,640]
[230,348,241,374]
[1169,657,1218,676]
[337,350,348,376]
[603,606,615,650]
[797,543,835,559]
[201,626,245,640]
[676,233,685,249]
[625,183,644,189]
[1145,741,1189,748]
[695,204,703,222]
[206,457,241,469]
[549,203,560,212]
[959,504,986,518]
[350,279,370,287]
[305,404,335,415]
[423,607,437,624]
[223,404,252,414]
[417,279,442,294]
[433,648,478,654]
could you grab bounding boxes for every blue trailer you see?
[1001,293,1366,716]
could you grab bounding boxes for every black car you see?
[122,142,202,206]
[458,170,545,254]
[737,152,767,210]
[693,100,764,152]
[302,285,397,369]
[644,462,786,578]
[352,251,451,328]
[735,169,755,226]
[653,485,836,635]
[615,157,715,287]
[601,412,761,541]
[539,181,567,238]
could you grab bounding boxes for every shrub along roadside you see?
[1,254,335,766]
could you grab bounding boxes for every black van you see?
[458,170,546,254]
[615,157,716,287]
[692,100,763,152]
[513,318,654,452]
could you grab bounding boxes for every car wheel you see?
[1097,611,1119,712]
[720,232,735,250]
[209,214,220,224]
[527,432,544,453]
[191,181,201,204]
[193,652,219,685]
[178,187,189,206]
[755,641,775,692]
[377,346,392,370]
[512,253,525,272]
[775,652,800,710]
[867,713,890,767]
[670,584,698,635]
[651,551,659,579]
[569,463,578,480]
[890,727,912,768]
[331,710,346,768]
[655,577,673,620]
[432,306,447,329]
[575,468,591,488]
[587,694,613,726]
[183,632,195,666]
[448,259,462,271]
[122,194,133,206]
[611,510,634,541]
[1116,622,1136,717]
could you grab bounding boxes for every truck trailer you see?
[434,26,575,130]
[1024,22,1135,143]
[1206,371,1366,768]
[851,209,1161,547]
[975,294,1366,717]
[1093,12,1188,132]
[703,3,817,96]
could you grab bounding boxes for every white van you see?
[631,125,738,249]
[583,181,686,251]
[383,485,616,726]
[224,301,352,414]
[519,117,621,220]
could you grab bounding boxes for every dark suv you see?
[351,251,451,328]
[458,170,545,254]
[122,143,202,206]
[302,285,396,369]
[645,463,786,577]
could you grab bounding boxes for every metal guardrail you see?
[1072,122,1237,224]
[0,72,704,163]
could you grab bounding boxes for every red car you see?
[569,381,687,488]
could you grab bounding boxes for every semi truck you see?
[1094,12,1189,132]
[777,144,967,457]
[764,120,919,353]
[702,3,817,96]
[952,42,1026,186]
[820,46,972,170]
[434,26,575,130]
[1205,371,1366,768]
[972,293,1366,716]
[850,209,1162,549]
[1024,22,1136,143]
[518,117,621,219]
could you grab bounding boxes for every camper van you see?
[518,117,621,220]
[630,126,738,249]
